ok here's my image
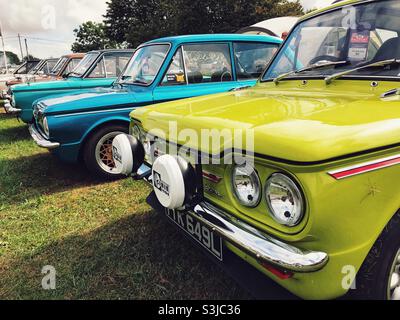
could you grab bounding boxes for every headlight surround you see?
[231,164,261,207]
[265,173,305,227]
[42,117,50,136]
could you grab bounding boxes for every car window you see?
[43,60,57,75]
[182,43,233,84]
[233,42,279,80]
[119,45,170,85]
[69,53,99,77]
[161,48,186,86]
[50,57,68,75]
[264,0,400,80]
[88,53,132,78]
[64,58,82,74]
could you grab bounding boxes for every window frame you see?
[232,41,280,81]
[83,51,134,79]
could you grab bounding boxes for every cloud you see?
[0,0,108,59]
[0,0,336,61]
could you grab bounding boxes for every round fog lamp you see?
[112,134,144,176]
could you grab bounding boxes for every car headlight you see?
[11,94,15,107]
[43,117,50,136]
[265,173,305,227]
[132,124,142,140]
[231,164,261,207]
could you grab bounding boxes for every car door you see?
[153,43,244,103]
[232,41,280,87]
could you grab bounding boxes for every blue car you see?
[30,34,282,179]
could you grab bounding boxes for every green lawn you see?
[0,111,249,300]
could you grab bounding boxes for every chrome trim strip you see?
[29,124,60,150]
[53,107,134,118]
[191,202,328,273]
[328,154,400,180]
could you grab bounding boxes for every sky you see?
[0,0,334,61]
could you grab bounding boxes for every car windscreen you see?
[263,0,400,81]
[69,53,100,77]
[119,44,170,85]
[50,57,68,76]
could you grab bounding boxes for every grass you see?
[0,111,249,300]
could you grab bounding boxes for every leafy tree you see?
[104,0,304,47]
[71,21,117,52]
[1,51,21,65]
[23,54,40,62]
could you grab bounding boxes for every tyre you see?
[83,124,128,180]
[351,211,400,300]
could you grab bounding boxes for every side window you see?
[161,48,185,86]
[88,53,132,78]
[65,58,81,74]
[233,42,279,80]
[182,43,233,84]
[88,56,106,78]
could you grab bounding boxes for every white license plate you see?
[165,209,223,261]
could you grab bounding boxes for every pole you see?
[0,20,9,74]
[24,38,29,60]
[18,34,24,61]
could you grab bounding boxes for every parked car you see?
[2,54,84,111]
[4,58,59,88]
[28,34,282,179]
[48,53,85,79]
[5,49,134,120]
[113,0,400,300]
[0,60,40,88]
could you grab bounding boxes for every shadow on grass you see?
[0,211,250,300]
[0,152,104,206]
[0,124,30,144]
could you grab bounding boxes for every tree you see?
[103,0,304,48]
[23,54,40,62]
[0,51,21,65]
[71,21,117,52]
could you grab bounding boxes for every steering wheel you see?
[309,55,341,65]
[220,70,232,82]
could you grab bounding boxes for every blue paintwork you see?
[11,49,135,123]
[34,34,282,164]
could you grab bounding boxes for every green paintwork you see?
[130,0,400,299]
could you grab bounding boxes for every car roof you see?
[63,53,85,59]
[144,34,282,46]
[87,49,136,54]
[300,0,365,22]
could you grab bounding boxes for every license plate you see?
[165,209,223,261]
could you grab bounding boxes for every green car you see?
[112,0,400,300]
[7,49,134,123]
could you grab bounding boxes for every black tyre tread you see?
[351,210,400,300]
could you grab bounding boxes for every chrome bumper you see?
[29,124,60,150]
[3,100,21,114]
[141,163,328,273]
[191,202,328,273]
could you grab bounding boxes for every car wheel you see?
[83,124,128,180]
[351,211,400,300]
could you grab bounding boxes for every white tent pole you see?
[0,19,9,74]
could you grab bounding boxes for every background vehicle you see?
[29,34,282,180]
[2,54,85,111]
[6,49,134,121]
[115,0,400,300]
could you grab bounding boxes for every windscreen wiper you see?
[325,59,400,84]
[273,60,349,84]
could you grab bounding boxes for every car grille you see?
[33,102,47,136]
